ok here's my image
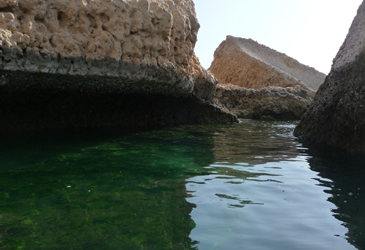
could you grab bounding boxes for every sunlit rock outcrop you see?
[294,1,365,154]
[210,36,326,91]
[0,0,236,130]
[210,36,326,120]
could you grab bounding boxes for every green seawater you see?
[0,120,364,250]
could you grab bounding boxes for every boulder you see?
[210,36,325,120]
[209,36,326,92]
[294,1,365,154]
[0,0,237,130]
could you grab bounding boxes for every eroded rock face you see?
[0,0,237,130]
[215,84,313,120]
[209,36,326,92]
[0,0,200,72]
[294,1,365,154]
[210,35,323,120]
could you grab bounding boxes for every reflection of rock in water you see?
[211,120,300,164]
[0,128,217,249]
[305,144,365,249]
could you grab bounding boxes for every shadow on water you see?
[303,142,365,250]
[0,127,218,250]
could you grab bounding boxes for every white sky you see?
[194,0,362,74]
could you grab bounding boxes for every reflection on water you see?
[0,121,364,249]
[305,144,365,250]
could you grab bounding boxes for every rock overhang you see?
[0,0,237,130]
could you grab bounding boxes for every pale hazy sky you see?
[194,0,362,74]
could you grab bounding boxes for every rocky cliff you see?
[209,36,326,92]
[0,0,236,130]
[294,1,365,154]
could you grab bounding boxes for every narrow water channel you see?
[0,120,364,250]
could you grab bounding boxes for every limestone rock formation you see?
[0,0,201,75]
[215,84,313,120]
[209,36,326,92]
[210,35,324,120]
[0,0,237,130]
[294,1,365,154]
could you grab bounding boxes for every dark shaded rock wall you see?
[0,70,236,131]
[294,1,365,154]
[294,52,365,153]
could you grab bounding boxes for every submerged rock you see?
[210,36,324,120]
[294,1,365,154]
[0,0,236,130]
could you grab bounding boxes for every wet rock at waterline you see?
[294,1,365,154]
[215,84,313,120]
[210,36,324,120]
[0,0,237,130]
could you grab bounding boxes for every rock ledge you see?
[215,84,313,120]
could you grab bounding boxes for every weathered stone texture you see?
[294,1,365,154]
[210,35,321,120]
[0,0,201,73]
[0,0,237,130]
[209,36,326,92]
[215,84,312,120]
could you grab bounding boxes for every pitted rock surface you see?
[0,0,217,99]
[0,0,202,72]
[0,0,237,130]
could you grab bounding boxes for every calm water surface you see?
[0,120,365,250]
